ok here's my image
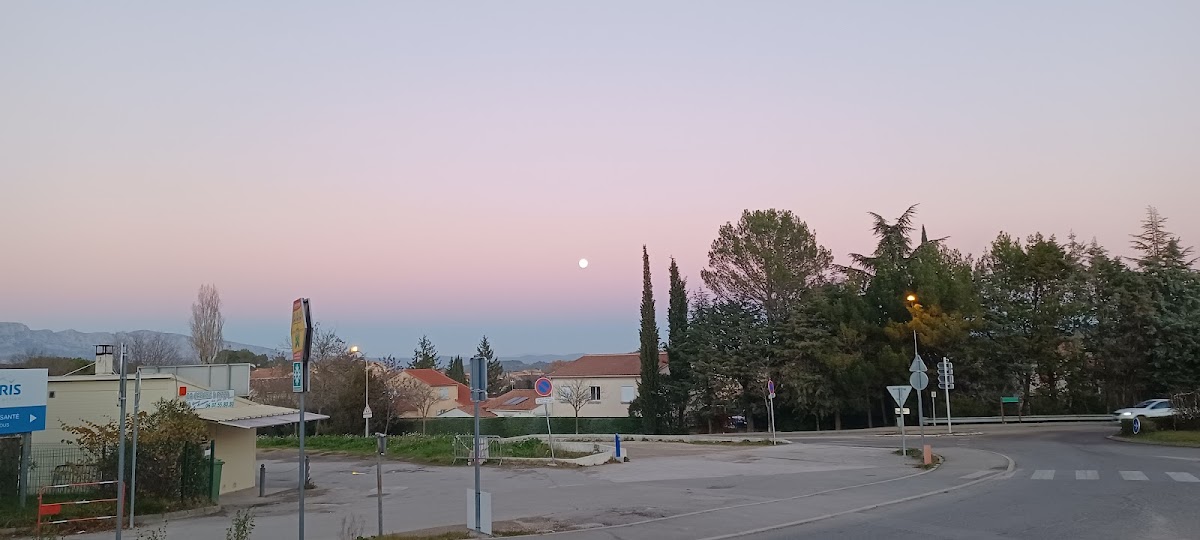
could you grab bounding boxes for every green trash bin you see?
[210,459,225,503]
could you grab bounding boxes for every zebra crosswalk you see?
[961,469,1200,482]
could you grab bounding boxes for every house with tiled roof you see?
[436,388,544,418]
[394,368,472,418]
[545,352,668,418]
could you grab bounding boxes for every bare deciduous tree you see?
[558,378,597,434]
[130,332,183,366]
[395,375,440,434]
[189,284,226,364]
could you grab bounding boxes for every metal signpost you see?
[130,371,142,526]
[0,367,48,508]
[114,345,130,539]
[909,354,928,452]
[375,433,386,538]
[535,377,555,460]
[938,358,955,433]
[767,379,777,445]
[887,385,912,456]
[468,356,492,536]
[291,298,313,540]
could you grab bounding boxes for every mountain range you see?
[0,322,279,361]
[0,322,585,370]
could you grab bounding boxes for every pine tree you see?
[409,335,440,369]
[666,258,692,432]
[637,245,663,434]
[446,355,467,384]
[476,336,505,395]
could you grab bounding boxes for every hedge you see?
[1120,418,1157,436]
[385,416,643,437]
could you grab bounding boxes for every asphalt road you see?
[748,424,1200,540]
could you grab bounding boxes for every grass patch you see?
[0,493,209,532]
[257,435,591,464]
[1129,430,1200,447]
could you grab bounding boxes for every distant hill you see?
[0,322,279,361]
[498,353,584,372]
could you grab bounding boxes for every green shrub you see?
[383,416,641,437]
[1120,417,1158,435]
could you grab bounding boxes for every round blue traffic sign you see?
[767,379,775,394]
[535,377,553,397]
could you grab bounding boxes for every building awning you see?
[215,412,329,429]
[195,403,329,429]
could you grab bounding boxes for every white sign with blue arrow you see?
[0,369,48,435]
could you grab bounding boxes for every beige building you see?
[36,348,325,495]
[545,352,668,418]
[393,369,471,418]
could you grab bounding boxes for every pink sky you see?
[2,2,1197,356]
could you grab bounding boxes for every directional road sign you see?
[909,354,927,373]
[535,377,553,397]
[909,371,929,391]
[0,369,48,436]
[886,385,912,407]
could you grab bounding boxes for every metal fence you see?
[453,435,504,464]
[4,442,211,503]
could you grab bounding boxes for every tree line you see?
[632,205,1200,433]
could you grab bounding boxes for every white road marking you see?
[1031,469,1055,480]
[1076,470,1099,480]
[960,470,993,479]
[1166,472,1199,482]
[1119,471,1149,481]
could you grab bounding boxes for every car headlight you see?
[1120,412,1132,416]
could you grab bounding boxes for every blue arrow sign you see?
[0,406,47,435]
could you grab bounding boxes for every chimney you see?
[95,345,115,375]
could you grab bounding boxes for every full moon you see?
[578,258,589,269]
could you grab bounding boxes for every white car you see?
[1112,399,1174,422]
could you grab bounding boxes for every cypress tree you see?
[446,355,467,384]
[666,257,692,432]
[638,245,663,434]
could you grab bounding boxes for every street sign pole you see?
[767,379,777,445]
[886,386,912,456]
[375,434,385,538]
[291,298,313,540]
[945,385,953,434]
[535,377,555,460]
[115,344,128,539]
[130,370,141,527]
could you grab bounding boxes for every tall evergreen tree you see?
[445,355,467,384]
[1131,207,1200,393]
[476,336,506,396]
[636,245,664,434]
[665,257,692,432]
[409,335,440,369]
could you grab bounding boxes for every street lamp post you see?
[352,346,369,437]
[906,294,927,451]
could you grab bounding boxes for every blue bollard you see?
[614,433,622,460]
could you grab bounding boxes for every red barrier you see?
[37,480,121,536]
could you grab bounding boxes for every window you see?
[1153,401,1172,409]
[589,386,601,401]
[439,388,450,400]
[621,386,636,404]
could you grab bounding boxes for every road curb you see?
[697,448,1017,540]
